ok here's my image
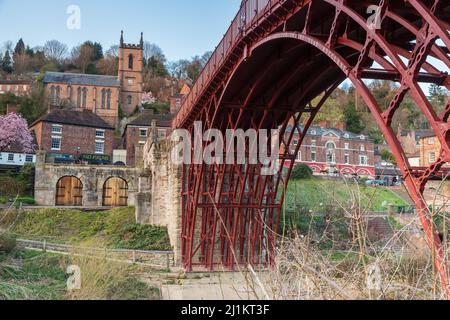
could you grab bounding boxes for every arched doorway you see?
[103,177,128,207]
[56,176,83,206]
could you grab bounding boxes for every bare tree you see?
[105,45,119,58]
[71,44,94,73]
[44,40,68,63]
[143,41,164,61]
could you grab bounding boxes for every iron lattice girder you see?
[177,0,450,297]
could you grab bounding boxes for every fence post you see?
[166,254,170,270]
[132,250,136,263]
[43,240,47,252]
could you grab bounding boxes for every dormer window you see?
[360,135,365,140]
[311,130,316,135]
[344,134,349,139]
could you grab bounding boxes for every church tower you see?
[118,31,144,115]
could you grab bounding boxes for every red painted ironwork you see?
[173,0,450,296]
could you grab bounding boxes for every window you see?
[428,137,435,145]
[158,129,167,138]
[296,151,302,161]
[128,54,134,69]
[311,152,316,162]
[96,130,105,138]
[127,79,134,85]
[429,152,436,163]
[345,154,350,164]
[82,88,88,109]
[311,130,316,135]
[77,87,82,108]
[52,125,62,135]
[101,89,106,109]
[127,95,132,105]
[344,143,349,150]
[67,86,72,101]
[106,89,111,109]
[326,151,335,164]
[25,155,33,163]
[95,140,104,154]
[140,129,148,137]
[51,137,61,151]
[8,154,14,162]
[293,139,299,146]
[326,142,335,150]
[360,145,365,152]
[360,135,365,140]
[344,134,349,139]
[311,140,316,147]
[360,155,368,165]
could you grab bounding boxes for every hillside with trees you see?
[1,38,448,135]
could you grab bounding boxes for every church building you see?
[43,32,144,128]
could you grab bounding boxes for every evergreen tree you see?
[344,102,364,134]
[2,50,13,73]
[14,38,25,55]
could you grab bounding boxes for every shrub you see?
[0,233,16,253]
[291,164,313,180]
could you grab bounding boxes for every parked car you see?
[365,179,387,187]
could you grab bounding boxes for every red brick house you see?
[0,79,32,96]
[287,125,376,177]
[123,110,172,166]
[30,109,115,164]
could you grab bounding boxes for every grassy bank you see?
[2,207,171,251]
[285,178,410,213]
[0,250,160,300]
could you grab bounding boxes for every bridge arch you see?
[176,0,449,294]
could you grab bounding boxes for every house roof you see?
[31,109,114,130]
[43,72,120,87]
[286,125,371,141]
[399,129,434,142]
[126,110,172,128]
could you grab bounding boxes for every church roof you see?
[43,72,120,87]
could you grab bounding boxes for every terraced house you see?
[288,125,376,177]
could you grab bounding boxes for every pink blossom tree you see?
[0,113,34,153]
[141,91,156,106]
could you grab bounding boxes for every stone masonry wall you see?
[35,151,139,207]
[137,137,182,264]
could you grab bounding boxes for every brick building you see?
[169,84,190,114]
[419,133,448,167]
[397,125,434,156]
[43,32,143,128]
[123,110,172,166]
[288,125,376,177]
[30,109,115,164]
[0,79,32,96]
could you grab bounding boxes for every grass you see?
[0,250,67,300]
[0,249,161,300]
[5,207,172,251]
[285,178,410,213]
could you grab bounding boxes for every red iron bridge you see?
[171,0,450,295]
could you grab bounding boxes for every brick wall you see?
[36,122,114,157]
[45,83,120,127]
[419,136,441,167]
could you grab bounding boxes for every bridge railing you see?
[174,0,278,128]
